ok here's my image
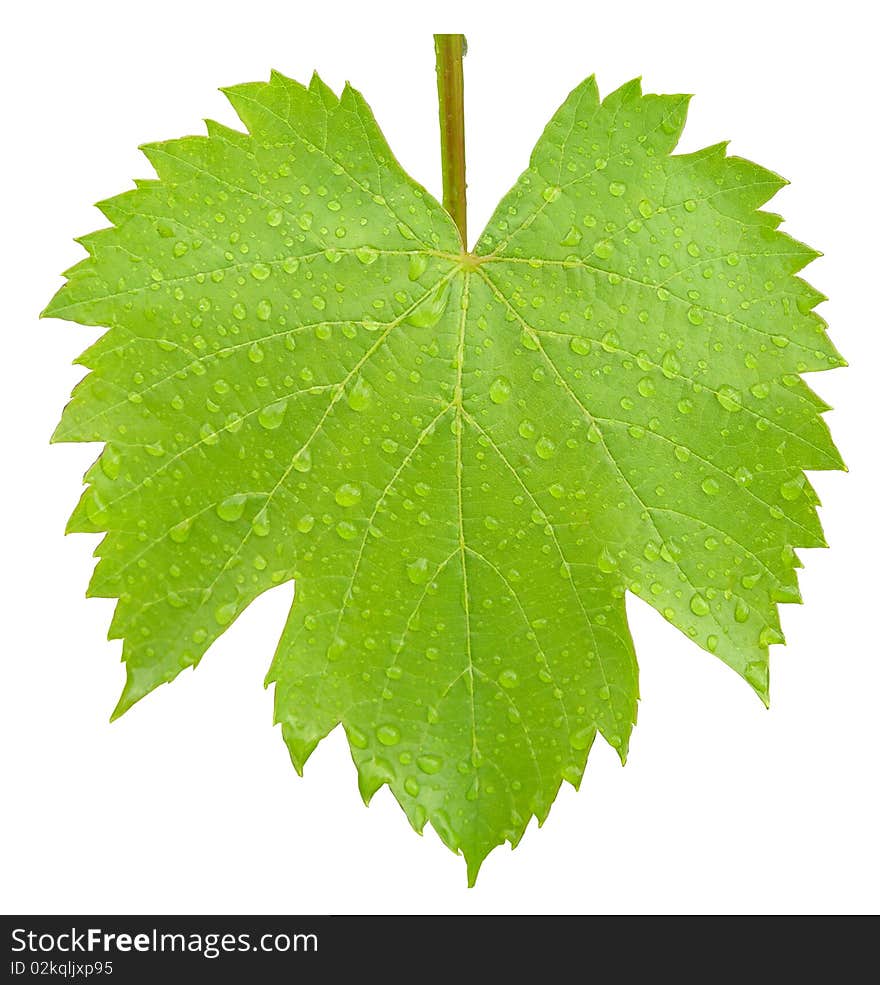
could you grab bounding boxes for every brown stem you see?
[434,34,468,249]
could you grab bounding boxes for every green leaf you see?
[44,70,844,884]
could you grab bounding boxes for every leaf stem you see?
[434,34,468,249]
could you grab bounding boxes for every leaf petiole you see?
[434,34,468,249]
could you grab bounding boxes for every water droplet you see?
[100,447,121,480]
[417,754,443,775]
[407,282,449,328]
[690,593,710,616]
[518,420,536,440]
[336,520,357,540]
[498,669,519,689]
[376,724,401,746]
[292,447,312,473]
[266,208,283,227]
[407,557,430,585]
[335,483,362,508]
[256,299,272,322]
[745,660,769,692]
[214,602,237,625]
[258,398,288,430]
[660,350,680,379]
[542,185,561,203]
[637,377,655,398]
[252,509,270,537]
[569,727,592,751]
[250,262,271,280]
[660,541,681,564]
[326,637,346,662]
[780,476,804,500]
[734,598,750,623]
[716,385,743,413]
[750,383,770,399]
[674,445,691,463]
[687,306,704,326]
[638,199,654,218]
[535,436,556,459]
[379,438,398,455]
[569,336,590,356]
[560,226,582,247]
[347,377,372,412]
[593,240,613,260]
[404,777,420,797]
[217,493,247,522]
[597,547,617,573]
[408,254,428,281]
[297,514,315,534]
[169,517,192,543]
[489,377,512,404]
[706,634,718,652]
[759,626,783,647]
[701,477,720,496]
[609,180,626,197]
[519,330,540,352]
[356,246,378,264]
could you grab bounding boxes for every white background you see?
[2,0,877,915]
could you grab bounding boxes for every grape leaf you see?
[44,69,844,884]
